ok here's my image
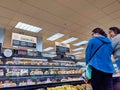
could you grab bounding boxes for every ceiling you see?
[0,0,120,59]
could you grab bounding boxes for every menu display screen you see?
[12,33,37,48]
[20,41,27,47]
[56,46,70,53]
[12,40,36,48]
[13,40,20,46]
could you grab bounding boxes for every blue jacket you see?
[85,36,115,73]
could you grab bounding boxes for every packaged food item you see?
[19,81,27,86]
[39,70,43,75]
[0,60,3,64]
[3,80,10,87]
[0,69,4,76]
[20,69,28,76]
[0,81,3,87]
[44,71,49,75]
[34,69,39,75]
[45,78,51,83]
[6,61,14,65]
[27,79,33,85]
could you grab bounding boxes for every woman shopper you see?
[85,28,115,90]
[109,27,120,69]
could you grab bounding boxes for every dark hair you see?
[92,28,107,37]
[109,27,120,34]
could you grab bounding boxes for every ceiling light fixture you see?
[43,47,54,51]
[47,33,64,41]
[72,47,84,51]
[61,37,78,44]
[15,22,42,33]
[73,41,88,46]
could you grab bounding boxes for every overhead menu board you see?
[12,33,37,48]
[55,42,70,53]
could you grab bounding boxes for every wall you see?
[3,29,12,48]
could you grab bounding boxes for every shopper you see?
[85,28,115,90]
[109,27,120,69]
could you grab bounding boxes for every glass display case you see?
[0,56,84,90]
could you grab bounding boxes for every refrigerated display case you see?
[0,56,85,90]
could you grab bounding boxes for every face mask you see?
[92,33,99,37]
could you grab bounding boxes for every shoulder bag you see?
[85,42,104,79]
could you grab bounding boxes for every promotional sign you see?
[55,42,70,53]
[55,42,70,48]
[12,33,37,48]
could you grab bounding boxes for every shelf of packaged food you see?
[0,65,82,69]
[12,57,48,61]
[0,80,85,90]
[0,74,82,80]
[52,60,75,63]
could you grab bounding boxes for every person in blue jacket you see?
[85,28,115,90]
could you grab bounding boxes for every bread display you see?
[1,55,84,89]
[6,61,14,65]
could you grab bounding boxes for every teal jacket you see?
[85,36,115,73]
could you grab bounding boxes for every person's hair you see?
[92,28,107,37]
[109,27,120,34]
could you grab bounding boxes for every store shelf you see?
[13,57,48,61]
[0,80,85,90]
[0,65,82,69]
[0,74,82,80]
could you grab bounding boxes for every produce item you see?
[76,84,92,90]
[47,85,77,90]
[47,84,92,90]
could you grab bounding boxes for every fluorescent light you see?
[15,22,42,33]
[72,52,82,55]
[47,33,64,41]
[73,41,88,46]
[43,47,54,51]
[61,37,78,44]
[72,47,84,51]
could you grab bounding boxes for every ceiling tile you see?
[102,2,120,14]
[86,0,116,9]
[0,6,16,19]
[0,16,11,26]
[88,11,107,20]
[109,10,120,19]
[97,16,114,24]
[0,0,22,11]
